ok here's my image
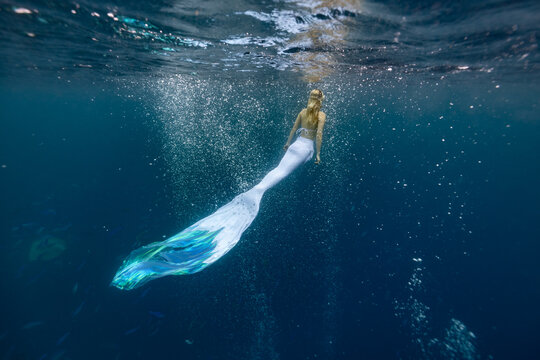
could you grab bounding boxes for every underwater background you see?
[0,0,539,359]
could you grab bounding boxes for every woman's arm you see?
[315,113,326,164]
[283,111,302,150]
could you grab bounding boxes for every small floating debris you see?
[56,332,70,346]
[185,339,193,345]
[72,301,85,317]
[22,321,43,330]
[124,326,140,336]
[13,7,32,15]
[149,311,165,319]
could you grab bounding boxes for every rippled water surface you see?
[1,0,539,79]
[0,1,539,359]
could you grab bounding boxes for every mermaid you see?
[111,90,326,290]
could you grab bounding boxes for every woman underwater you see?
[284,89,326,164]
[253,89,326,193]
[112,90,326,290]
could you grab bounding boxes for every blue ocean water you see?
[0,0,539,359]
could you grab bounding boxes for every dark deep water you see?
[1,1,539,359]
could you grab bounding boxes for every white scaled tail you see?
[112,136,314,290]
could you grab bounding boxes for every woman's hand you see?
[315,154,321,164]
[283,144,289,151]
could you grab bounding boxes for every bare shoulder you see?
[319,111,327,121]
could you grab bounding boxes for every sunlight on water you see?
[2,0,536,78]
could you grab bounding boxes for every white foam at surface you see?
[242,10,311,34]
[222,36,286,47]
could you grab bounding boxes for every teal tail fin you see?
[111,189,263,290]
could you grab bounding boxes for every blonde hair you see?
[306,89,324,125]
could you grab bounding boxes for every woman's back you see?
[298,108,325,139]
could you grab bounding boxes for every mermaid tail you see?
[111,136,314,290]
[111,189,262,290]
